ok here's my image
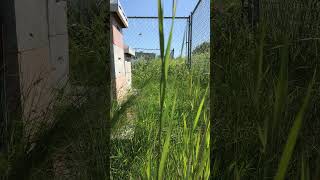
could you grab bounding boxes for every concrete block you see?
[126,73,132,88]
[115,75,126,91]
[124,61,132,88]
[48,0,68,35]
[14,0,49,51]
[49,34,69,89]
[115,74,130,101]
[124,61,131,74]
[124,47,135,56]
[113,45,125,78]
[17,47,53,122]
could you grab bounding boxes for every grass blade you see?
[301,153,305,180]
[157,0,164,61]
[254,23,266,106]
[274,69,316,180]
[146,150,151,180]
[193,86,208,131]
[158,122,173,179]
[272,37,289,132]
[157,0,177,179]
[163,0,177,81]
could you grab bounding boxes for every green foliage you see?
[275,70,316,180]
[111,53,209,179]
[212,1,320,179]
[192,42,210,55]
[110,3,209,177]
[68,1,109,87]
[156,0,177,178]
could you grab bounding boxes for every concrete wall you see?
[13,0,69,132]
[111,14,131,102]
[124,55,132,88]
[112,44,128,100]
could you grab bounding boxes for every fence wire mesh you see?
[123,0,210,68]
[123,18,189,60]
[191,0,210,52]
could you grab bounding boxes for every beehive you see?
[110,0,132,102]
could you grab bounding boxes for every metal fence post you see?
[185,19,189,66]
[189,13,193,69]
[187,15,192,70]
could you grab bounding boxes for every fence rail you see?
[127,16,189,19]
[124,17,189,60]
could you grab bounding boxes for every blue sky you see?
[121,0,198,17]
[120,0,209,58]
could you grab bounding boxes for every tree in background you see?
[192,42,210,55]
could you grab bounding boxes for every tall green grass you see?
[156,0,177,178]
[111,0,208,178]
[212,1,320,179]
[111,54,210,179]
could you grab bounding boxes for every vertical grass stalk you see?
[274,69,316,180]
[156,0,177,179]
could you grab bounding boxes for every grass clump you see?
[111,54,209,179]
[111,1,210,179]
[212,1,320,179]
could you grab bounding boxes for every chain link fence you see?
[123,0,210,68]
[123,17,189,61]
[190,0,210,52]
[240,0,320,38]
[188,0,210,67]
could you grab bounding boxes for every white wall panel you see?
[49,34,69,88]
[48,0,68,36]
[14,0,49,51]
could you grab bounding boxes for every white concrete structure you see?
[110,0,129,28]
[1,0,69,131]
[110,0,133,102]
[124,46,135,88]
